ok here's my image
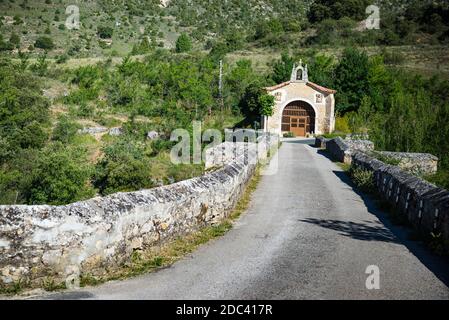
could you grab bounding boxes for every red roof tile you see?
[264,81,291,91]
[265,81,336,94]
[306,81,337,94]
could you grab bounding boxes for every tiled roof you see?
[306,81,337,94]
[264,81,291,91]
[265,81,336,94]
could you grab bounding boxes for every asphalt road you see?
[43,138,449,300]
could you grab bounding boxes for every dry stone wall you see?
[351,152,449,250]
[321,136,447,249]
[377,151,438,175]
[0,135,277,286]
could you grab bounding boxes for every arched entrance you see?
[281,101,316,137]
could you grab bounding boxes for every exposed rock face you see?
[0,135,278,286]
[351,152,449,251]
[146,131,159,140]
[78,127,109,135]
[108,127,123,136]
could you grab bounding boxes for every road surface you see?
[42,138,449,300]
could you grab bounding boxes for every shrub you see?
[349,166,375,193]
[175,33,192,53]
[335,115,351,133]
[52,116,80,143]
[34,36,54,50]
[28,143,95,205]
[93,139,154,195]
[283,132,295,138]
[97,26,114,39]
[56,54,68,64]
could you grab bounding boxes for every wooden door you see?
[282,101,316,137]
[290,116,306,137]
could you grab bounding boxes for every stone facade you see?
[0,136,278,286]
[264,62,336,136]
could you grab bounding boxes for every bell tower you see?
[290,59,308,83]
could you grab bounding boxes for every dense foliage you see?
[0,48,274,205]
[0,0,448,57]
[0,0,448,203]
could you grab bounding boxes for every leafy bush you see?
[349,166,375,193]
[335,116,351,133]
[176,33,192,53]
[52,116,80,143]
[93,139,154,195]
[28,143,95,205]
[34,36,54,50]
[97,26,114,39]
[424,170,449,190]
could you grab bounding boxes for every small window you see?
[316,94,323,104]
[296,69,303,81]
[275,92,282,101]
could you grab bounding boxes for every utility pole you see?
[219,60,224,113]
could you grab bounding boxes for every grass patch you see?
[320,132,347,139]
[424,169,449,190]
[0,280,28,296]
[348,166,375,193]
[369,151,401,166]
[336,162,351,172]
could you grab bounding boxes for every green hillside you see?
[0,0,448,206]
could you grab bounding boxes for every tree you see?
[307,0,370,23]
[28,143,95,205]
[334,47,369,113]
[93,139,153,195]
[0,35,14,51]
[9,33,20,48]
[238,83,274,124]
[52,116,80,143]
[258,93,275,117]
[34,36,54,50]
[176,33,192,53]
[271,52,294,84]
[97,26,114,39]
[208,41,229,61]
[308,54,335,88]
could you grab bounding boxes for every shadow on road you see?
[300,218,397,243]
[316,149,335,162]
[327,168,449,288]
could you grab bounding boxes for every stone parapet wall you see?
[314,136,329,149]
[351,152,449,250]
[376,151,438,175]
[322,137,437,175]
[324,137,352,163]
[0,135,278,286]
